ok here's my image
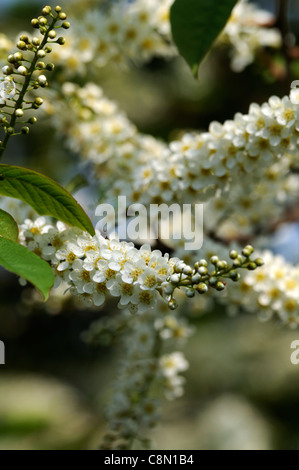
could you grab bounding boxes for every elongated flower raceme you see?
[18,215,262,312]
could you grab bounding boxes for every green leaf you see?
[170,0,238,76]
[0,209,19,241]
[0,237,55,300]
[0,164,95,236]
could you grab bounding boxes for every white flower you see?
[0,76,16,99]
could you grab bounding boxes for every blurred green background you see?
[1,0,299,450]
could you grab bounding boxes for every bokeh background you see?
[1,0,299,450]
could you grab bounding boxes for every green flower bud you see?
[17,40,27,50]
[199,259,208,267]
[58,12,67,20]
[36,61,46,69]
[20,34,29,43]
[38,16,48,26]
[44,46,52,53]
[216,260,228,270]
[242,245,254,257]
[229,270,240,282]
[46,63,55,71]
[37,50,46,58]
[229,250,238,260]
[191,274,201,284]
[62,21,70,29]
[7,127,14,135]
[28,117,37,125]
[209,276,218,287]
[247,262,257,271]
[13,52,23,62]
[197,283,208,294]
[255,258,264,267]
[55,6,62,13]
[216,281,225,291]
[42,6,52,15]
[183,266,193,276]
[48,30,57,39]
[21,126,29,134]
[15,109,24,117]
[186,289,195,298]
[168,299,178,310]
[57,37,66,45]
[198,266,208,275]
[34,97,44,107]
[31,18,39,28]
[32,37,41,46]
[210,256,219,265]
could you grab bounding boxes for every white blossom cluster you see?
[50,0,174,77]
[47,0,281,77]
[102,92,299,210]
[219,0,281,72]
[87,306,190,449]
[45,82,299,237]
[46,82,167,169]
[18,216,182,312]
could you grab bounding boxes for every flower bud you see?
[216,281,225,291]
[17,65,27,75]
[21,126,29,134]
[255,258,264,267]
[37,50,46,58]
[168,299,178,310]
[210,256,219,265]
[183,266,193,276]
[62,21,70,29]
[170,274,180,285]
[42,6,52,15]
[58,12,67,20]
[242,245,254,257]
[31,18,39,28]
[186,289,195,298]
[247,262,257,271]
[32,37,41,46]
[57,37,66,45]
[197,283,208,294]
[37,74,47,86]
[38,16,48,26]
[2,65,13,75]
[15,108,24,117]
[48,30,57,39]
[209,276,218,287]
[229,270,240,282]
[28,117,37,125]
[55,6,62,13]
[17,41,27,50]
[13,52,23,62]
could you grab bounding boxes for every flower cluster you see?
[102,92,299,216]
[49,0,175,78]
[219,0,281,72]
[85,302,191,450]
[45,0,281,78]
[46,81,166,170]
[17,213,261,313]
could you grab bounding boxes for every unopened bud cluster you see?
[0,6,68,149]
[162,245,263,310]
